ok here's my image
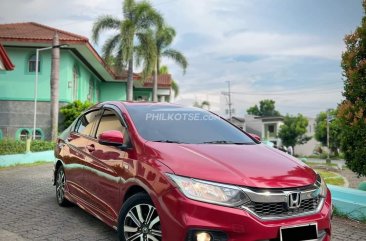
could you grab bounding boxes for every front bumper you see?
[157,188,332,241]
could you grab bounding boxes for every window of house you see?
[268,124,275,133]
[19,129,30,141]
[73,65,79,101]
[28,54,40,72]
[0,129,3,140]
[32,129,44,140]
[96,89,100,102]
[88,79,94,102]
[75,110,100,136]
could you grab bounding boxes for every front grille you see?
[246,196,320,218]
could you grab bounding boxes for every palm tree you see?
[92,0,163,101]
[193,100,210,110]
[171,80,179,98]
[151,25,188,101]
[160,65,179,98]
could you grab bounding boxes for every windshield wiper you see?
[152,140,186,144]
[202,140,253,145]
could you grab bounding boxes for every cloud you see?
[0,0,361,118]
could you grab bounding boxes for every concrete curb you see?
[0,151,54,167]
[328,184,366,221]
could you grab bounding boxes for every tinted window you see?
[126,105,255,144]
[95,110,124,136]
[95,109,130,145]
[75,110,100,136]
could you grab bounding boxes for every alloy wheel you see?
[123,203,162,241]
[56,168,65,204]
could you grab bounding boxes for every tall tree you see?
[278,114,310,153]
[193,100,210,110]
[160,65,179,98]
[92,0,163,101]
[171,80,179,98]
[50,33,60,141]
[247,99,281,116]
[338,0,366,176]
[151,25,187,101]
[314,109,342,155]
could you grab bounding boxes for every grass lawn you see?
[304,161,337,167]
[314,169,345,186]
[0,160,51,170]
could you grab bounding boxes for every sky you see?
[0,0,363,117]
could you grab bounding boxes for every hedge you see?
[0,139,55,155]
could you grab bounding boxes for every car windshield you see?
[125,105,256,145]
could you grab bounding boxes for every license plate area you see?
[280,223,318,241]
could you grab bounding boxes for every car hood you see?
[145,142,316,188]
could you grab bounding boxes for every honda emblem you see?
[288,192,301,209]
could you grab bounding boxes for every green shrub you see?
[30,140,56,152]
[60,100,92,130]
[0,139,55,155]
[0,139,26,155]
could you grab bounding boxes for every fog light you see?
[186,229,227,241]
[196,232,212,241]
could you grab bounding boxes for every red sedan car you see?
[54,101,332,241]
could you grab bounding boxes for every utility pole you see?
[326,109,334,164]
[227,80,232,122]
[326,111,330,163]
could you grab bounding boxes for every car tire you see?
[118,193,162,241]
[55,166,72,207]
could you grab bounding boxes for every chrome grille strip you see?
[239,186,324,221]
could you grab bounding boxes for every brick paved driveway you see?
[0,163,365,241]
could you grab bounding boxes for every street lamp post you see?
[326,109,334,164]
[32,44,67,140]
[326,111,330,163]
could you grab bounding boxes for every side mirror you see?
[248,133,261,142]
[98,130,124,146]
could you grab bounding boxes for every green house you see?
[0,22,172,140]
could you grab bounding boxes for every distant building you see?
[228,116,245,129]
[241,115,320,155]
[294,117,321,156]
[244,115,284,146]
[0,22,172,140]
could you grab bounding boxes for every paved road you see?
[0,164,365,241]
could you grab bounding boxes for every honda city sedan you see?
[54,101,332,241]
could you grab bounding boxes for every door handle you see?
[86,144,95,152]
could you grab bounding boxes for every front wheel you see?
[118,193,162,241]
[55,166,72,206]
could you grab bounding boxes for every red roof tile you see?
[0,22,172,87]
[0,22,87,43]
[0,22,117,79]
[143,74,172,88]
[111,67,141,80]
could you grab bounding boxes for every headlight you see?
[316,174,328,198]
[166,174,250,207]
